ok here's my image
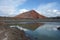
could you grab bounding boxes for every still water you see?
[23,22,60,40]
[10,22,60,40]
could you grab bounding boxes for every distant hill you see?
[0,16,14,20]
[48,16,60,19]
[15,10,46,19]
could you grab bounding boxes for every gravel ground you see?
[0,26,30,40]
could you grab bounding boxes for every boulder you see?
[57,27,60,30]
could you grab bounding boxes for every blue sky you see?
[0,0,60,17]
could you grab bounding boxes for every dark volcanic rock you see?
[0,26,30,40]
[57,27,60,30]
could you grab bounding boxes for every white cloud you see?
[19,9,29,13]
[0,0,26,6]
[53,10,58,13]
[0,0,27,16]
[15,9,29,16]
[0,6,16,16]
[36,2,60,17]
[47,9,60,14]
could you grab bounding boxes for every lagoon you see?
[10,22,60,40]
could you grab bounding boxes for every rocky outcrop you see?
[0,26,30,40]
[15,10,46,19]
[57,27,60,30]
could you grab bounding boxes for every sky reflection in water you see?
[24,22,60,40]
[10,22,60,40]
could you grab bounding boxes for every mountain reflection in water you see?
[10,22,60,40]
[20,22,60,40]
[17,23,44,30]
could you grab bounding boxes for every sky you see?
[0,0,60,17]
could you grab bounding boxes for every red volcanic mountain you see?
[15,10,46,19]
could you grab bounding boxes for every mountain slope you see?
[15,10,46,19]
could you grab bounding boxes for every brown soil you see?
[15,10,46,19]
